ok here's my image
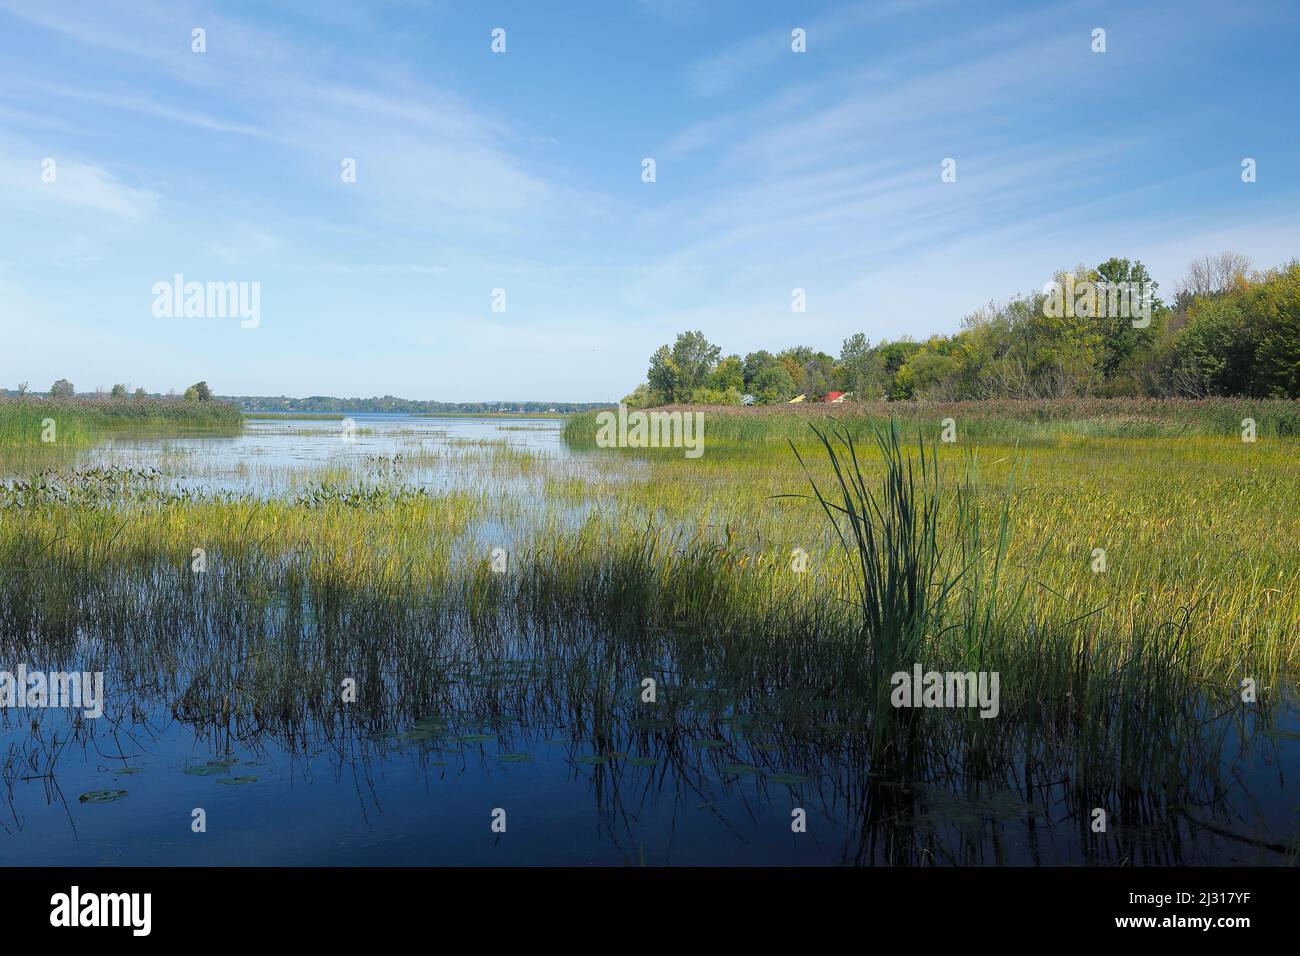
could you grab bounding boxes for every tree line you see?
[626,253,1299,406]
[2,381,216,401]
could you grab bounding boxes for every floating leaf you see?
[112,767,143,776]
[496,753,533,763]
[576,755,610,765]
[397,728,439,742]
[80,789,128,804]
[183,764,227,776]
[722,763,761,777]
[695,739,728,750]
[628,756,657,767]
[219,776,258,786]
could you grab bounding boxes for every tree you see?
[668,331,721,395]
[620,383,654,408]
[873,340,922,399]
[751,364,796,404]
[184,381,213,401]
[134,387,146,399]
[1174,261,1300,398]
[644,332,723,403]
[50,379,75,398]
[111,383,128,398]
[836,333,882,399]
[895,336,964,400]
[1179,252,1252,299]
[742,351,777,388]
[16,381,29,395]
[1251,262,1300,398]
[646,345,679,404]
[1094,257,1163,379]
[777,346,835,398]
[707,355,744,393]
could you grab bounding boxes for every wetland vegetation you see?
[0,399,1295,864]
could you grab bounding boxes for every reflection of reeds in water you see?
[1,592,1287,864]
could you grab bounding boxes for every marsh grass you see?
[565,397,1300,445]
[1,406,1296,863]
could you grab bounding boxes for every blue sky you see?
[1,0,1298,401]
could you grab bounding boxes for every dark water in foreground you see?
[3,668,1297,866]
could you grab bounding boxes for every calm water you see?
[81,413,582,496]
[1,416,1296,866]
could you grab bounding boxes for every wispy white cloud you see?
[686,0,958,96]
[0,148,158,221]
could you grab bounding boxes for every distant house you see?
[823,391,850,403]
[787,394,806,404]
[740,394,756,406]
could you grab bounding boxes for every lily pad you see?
[79,789,128,804]
[397,728,439,742]
[695,739,728,750]
[722,763,761,777]
[183,764,228,776]
[112,767,143,776]
[628,756,658,767]
[496,753,533,763]
[576,755,611,766]
[218,776,258,786]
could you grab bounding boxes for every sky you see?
[1,0,1298,402]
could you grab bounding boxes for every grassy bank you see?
[565,397,1300,444]
[0,396,242,447]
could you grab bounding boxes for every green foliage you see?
[671,331,721,390]
[750,363,796,405]
[628,256,1299,406]
[708,355,744,392]
[0,396,242,447]
[835,333,882,399]
[1173,261,1300,397]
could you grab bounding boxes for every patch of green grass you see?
[0,396,242,449]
